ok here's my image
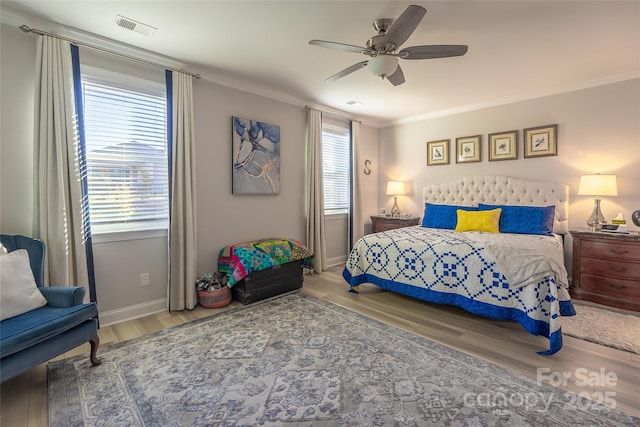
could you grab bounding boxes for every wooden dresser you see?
[370,215,420,233]
[570,230,640,312]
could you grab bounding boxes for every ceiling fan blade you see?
[309,39,366,54]
[325,61,368,82]
[399,45,468,59]
[386,65,405,86]
[382,5,426,48]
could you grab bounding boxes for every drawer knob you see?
[608,265,628,273]
[609,283,627,290]
[610,248,629,255]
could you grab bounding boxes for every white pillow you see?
[0,249,48,320]
[0,242,7,255]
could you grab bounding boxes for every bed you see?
[343,175,576,355]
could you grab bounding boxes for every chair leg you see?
[89,335,101,366]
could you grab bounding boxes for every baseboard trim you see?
[99,298,167,327]
[326,256,347,268]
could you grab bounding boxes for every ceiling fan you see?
[309,5,468,86]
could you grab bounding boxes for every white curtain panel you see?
[33,35,88,290]
[305,108,326,273]
[168,71,198,310]
[351,121,364,246]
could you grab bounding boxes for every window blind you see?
[322,123,350,214]
[82,80,168,230]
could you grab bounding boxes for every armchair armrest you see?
[40,286,86,307]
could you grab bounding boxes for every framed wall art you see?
[427,139,449,166]
[232,116,281,194]
[456,135,481,163]
[488,130,518,161]
[524,124,557,158]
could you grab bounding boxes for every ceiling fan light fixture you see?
[368,55,398,79]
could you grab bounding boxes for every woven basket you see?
[198,287,231,308]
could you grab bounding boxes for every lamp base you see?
[391,196,401,217]
[586,198,606,231]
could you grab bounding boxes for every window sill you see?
[91,227,168,244]
[325,212,348,220]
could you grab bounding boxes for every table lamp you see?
[386,181,405,217]
[578,174,617,230]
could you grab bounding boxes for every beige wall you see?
[0,25,36,235]
[378,78,640,269]
[3,20,638,319]
[0,23,379,322]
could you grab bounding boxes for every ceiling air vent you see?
[115,15,157,36]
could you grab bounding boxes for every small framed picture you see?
[488,130,518,161]
[427,139,449,166]
[524,124,557,158]
[456,135,481,163]
[379,208,386,215]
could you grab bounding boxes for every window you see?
[322,120,351,215]
[82,75,168,233]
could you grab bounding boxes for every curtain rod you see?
[20,25,201,79]
[305,105,362,124]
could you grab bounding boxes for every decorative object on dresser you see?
[385,180,405,217]
[570,230,640,312]
[578,174,618,231]
[370,215,420,233]
[632,209,640,226]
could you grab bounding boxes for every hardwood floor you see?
[2,266,639,425]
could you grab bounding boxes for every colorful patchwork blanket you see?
[219,238,314,287]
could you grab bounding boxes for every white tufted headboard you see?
[423,176,569,234]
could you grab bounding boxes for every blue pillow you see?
[422,203,477,229]
[478,204,555,236]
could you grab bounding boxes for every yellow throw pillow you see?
[455,208,502,233]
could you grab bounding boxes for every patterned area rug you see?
[49,293,638,426]
[561,304,640,354]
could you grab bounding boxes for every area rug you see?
[561,304,640,354]
[49,293,638,426]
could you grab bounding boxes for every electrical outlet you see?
[140,273,150,287]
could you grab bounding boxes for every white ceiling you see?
[2,1,639,127]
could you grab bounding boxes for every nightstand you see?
[570,230,640,312]
[370,215,420,233]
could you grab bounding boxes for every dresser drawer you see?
[570,230,640,311]
[580,257,640,280]
[375,222,401,232]
[580,273,640,297]
[581,240,640,262]
[371,216,420,233]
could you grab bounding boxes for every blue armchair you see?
[0,234,100,383]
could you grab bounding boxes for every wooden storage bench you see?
[231,259,304,304]
[218,238,313,305]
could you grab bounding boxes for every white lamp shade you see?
[578,174,618,196]
[386,181,405,195]
[368,55,398,78]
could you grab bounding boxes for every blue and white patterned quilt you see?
[343,226,576,355]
